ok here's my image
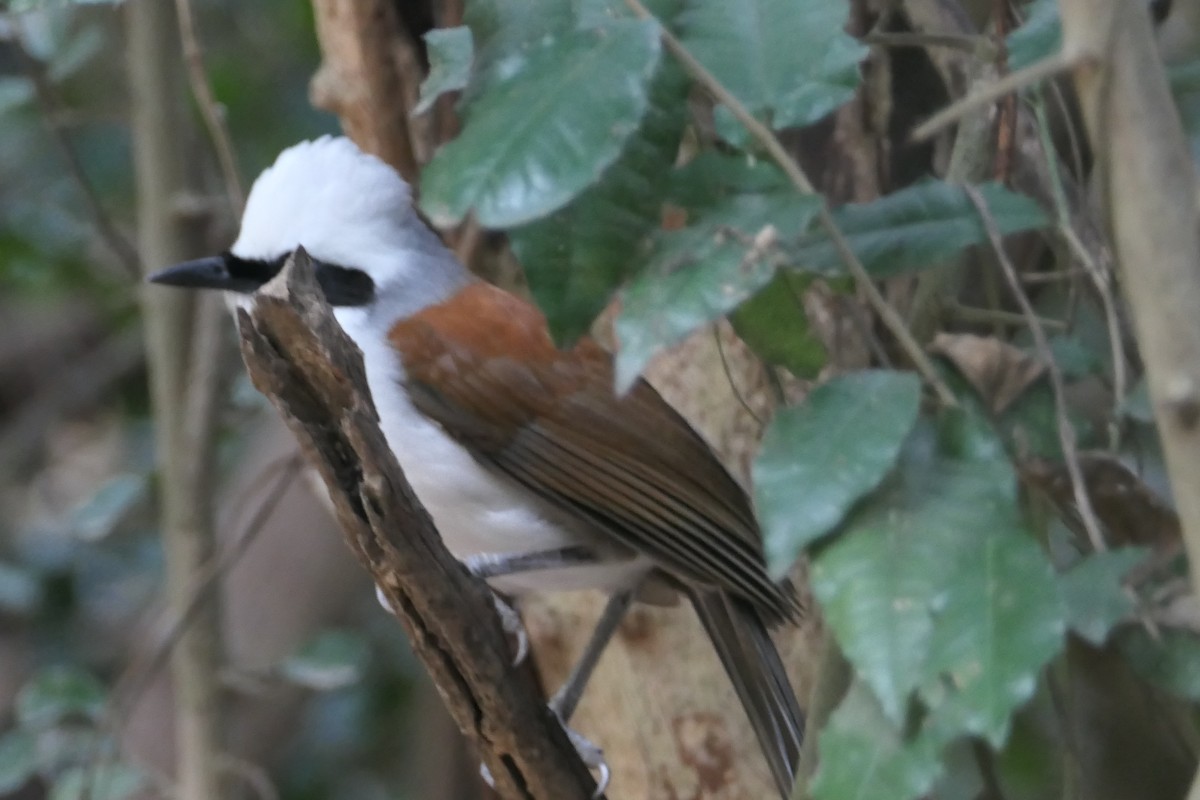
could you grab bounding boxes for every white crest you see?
[231,135,469,317]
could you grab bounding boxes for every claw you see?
[492,594,529,666]
[375,584,394,613]
[476,711,611,796]
[559,712,609,796]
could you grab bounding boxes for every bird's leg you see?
[463,544,600,579]
[549,587,637,722]
[464,545,604,667]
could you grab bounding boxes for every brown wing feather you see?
[389,284,798,622]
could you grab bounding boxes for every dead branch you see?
[235,247,600,800]
[309,0,419,180]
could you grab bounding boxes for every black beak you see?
[147,254,268,294]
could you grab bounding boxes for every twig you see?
[237,248,602,799]
[128,2,228,794]
[863,31,991,52]
[911,52,1080,143]
[966,186,1107,552]
[173,0,244,213]
[945,301,1067,331]
[10,24,141,278]
[1032,94,1127,449]
[111,455,303,728]
[624,0,958,408]
[712,325,763,428]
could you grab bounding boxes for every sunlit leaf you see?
[680,0,866,130]
[511,36,687,342]
[420,19,661,228]
[756,369,921,577]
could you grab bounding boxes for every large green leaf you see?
[921,524,1065,746]
[755,370,921,578]
[1059,548,1145,645]
[789,181,1047,278]
[680,0,866,130]
[613,190,821,391]
[420,19,662,228]
[811,681,944,800]
[813,409,1065,742]
[510,48,688,342]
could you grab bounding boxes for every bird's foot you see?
[491,593,529,666]
[479,710,609,797]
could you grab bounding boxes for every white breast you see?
[341,314,650,596]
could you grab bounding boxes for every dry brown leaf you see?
[929,332,1046,413]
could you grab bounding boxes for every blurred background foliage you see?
[0,3,435,800]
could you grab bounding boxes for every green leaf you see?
[47,24,104,82]
[0,731,36,795]
[510,49,688,342]
[71,473,145,542]
[922,525,1065,746]
[680,0,866,130]
[664,152,791,208]
[1059,548,1145,645]
[415,27,473,115]
[1048,334,1104,379]
[50,764,145,800]
[789,181,1047,278]
[812,409,1065,741]
[756,370,921,577]
[811,681,944,800]
[0,561,42,615]
[614,191,821,391]
[420,19,662,228]
[1120,377,1154,423]
[1118,628,1200,701]
[281,629,370,691]
[16,666,106,728]
[0,77,34,117]
[730,272,826,377]
[1007,0,1061,71]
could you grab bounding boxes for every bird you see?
[148,135,804,798]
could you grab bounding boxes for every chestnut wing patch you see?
[389,285,797,621]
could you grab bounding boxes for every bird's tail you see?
[690,589,804,800]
